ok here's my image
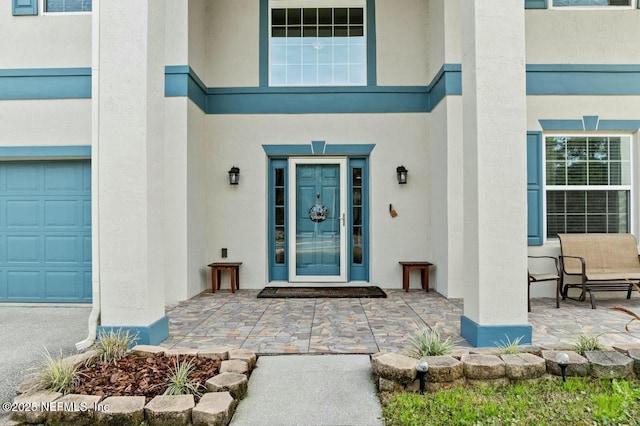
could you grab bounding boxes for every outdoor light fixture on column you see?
[396,165,408,184]
[228,166,240,185]
[556,352,569,382]
[415,359,429,394]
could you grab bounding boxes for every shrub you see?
[572,334,604,355]
[36,348,80,394]
[494,335,524,354]
[95,329,139,364]
[405,325,455,358]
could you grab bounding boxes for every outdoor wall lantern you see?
[396,165,408,184]
[556,352,569,382]
[228,166,240,185]
[415,359,429,394]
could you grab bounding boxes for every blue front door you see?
[290,158,346,282]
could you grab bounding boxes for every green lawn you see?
[381,378,640,426]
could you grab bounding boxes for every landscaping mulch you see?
[74,353,221,403]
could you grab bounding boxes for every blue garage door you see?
[0,161,91,303]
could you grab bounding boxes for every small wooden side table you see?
[208,262,242,293]
[399,261,433,292]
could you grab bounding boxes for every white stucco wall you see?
[0,99,91,146]
[425,0,461,82]
[188,0,208,77]
[165,0,188,66]
[206,0,259,87]
[526,10,640,64]
[206,113,430,289]
[0,10,90,68]
[375,0,429,86]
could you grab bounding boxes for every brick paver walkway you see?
[162,289,640,354]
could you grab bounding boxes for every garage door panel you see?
[5,164,40,192]
[6,200,40,227]
[45,271,80,299]
[45,236,79,263]
[7,236,40,263]
[7,271,41,299]
[45,200,78,228]
[0,161,91,303]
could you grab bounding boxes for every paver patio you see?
[162,289,640,354]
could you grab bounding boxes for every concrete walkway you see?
[230,355,383,426]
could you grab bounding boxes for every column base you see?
[460,315,532,348]
[97,315,169,346]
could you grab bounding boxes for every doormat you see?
[257,286,387,299]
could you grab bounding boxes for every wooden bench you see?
[399,261,432,292]
[558,233,640,309]
[208,262,242,293]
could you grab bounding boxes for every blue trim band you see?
[527,64,640,96]
[539,115,640,131]
[262,143,375,156]
[0,68,91,100]
[460,315,533,348]
[525,0,547,8]
[0,146,91,158]
[98,315,169,346]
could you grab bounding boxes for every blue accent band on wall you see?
[527,64,640,95]
[0,68,91,100]
[97,316,169,346]
[263,143,375,156]
[460,315,533,348]
[0,146,91,158]
[539,115,640,131]
[164,64,460,114]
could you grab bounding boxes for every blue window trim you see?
[525,0,548,9]
[539,115,640,131]
[12,0,38,15]
[259,0,377,88]
[527,132,543,246]
[0,146,91,159]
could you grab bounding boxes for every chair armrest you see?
[559,255,586,277]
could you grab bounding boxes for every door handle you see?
[341,213,346,227]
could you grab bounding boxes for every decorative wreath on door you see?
[309,203,328,223]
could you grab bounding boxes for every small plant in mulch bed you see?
[494,335,524,355]
[405,325,456,358]
[164,358,204,397]
[94,328,139,364]
[34,347,82,395]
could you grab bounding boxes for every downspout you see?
[76,0,101,351]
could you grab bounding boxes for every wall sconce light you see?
[228,166,240,185]
[396,165,408,184]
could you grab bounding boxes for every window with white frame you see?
[44,0,92,13]
[553,0,630,6]
[545,135,632,238]
[270,0,366,86]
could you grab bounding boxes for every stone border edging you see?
[9,346,257,426]
[372,344,640,393]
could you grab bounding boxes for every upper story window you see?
[553,0,630,6]
[545,135,632,238]
[44,0,92,13]
[270,0,366,86]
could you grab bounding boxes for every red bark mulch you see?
[74,352,221,403]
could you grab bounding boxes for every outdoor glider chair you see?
[527,256,561,312]
[557,233,640,309]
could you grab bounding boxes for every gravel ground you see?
[0,306,90,419]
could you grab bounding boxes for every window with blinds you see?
[545,135,632,237]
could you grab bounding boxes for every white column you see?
[95,0,168,344]
[460,0,531,346]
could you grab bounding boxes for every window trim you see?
[39,0,92,15]
[543,133,636,242]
